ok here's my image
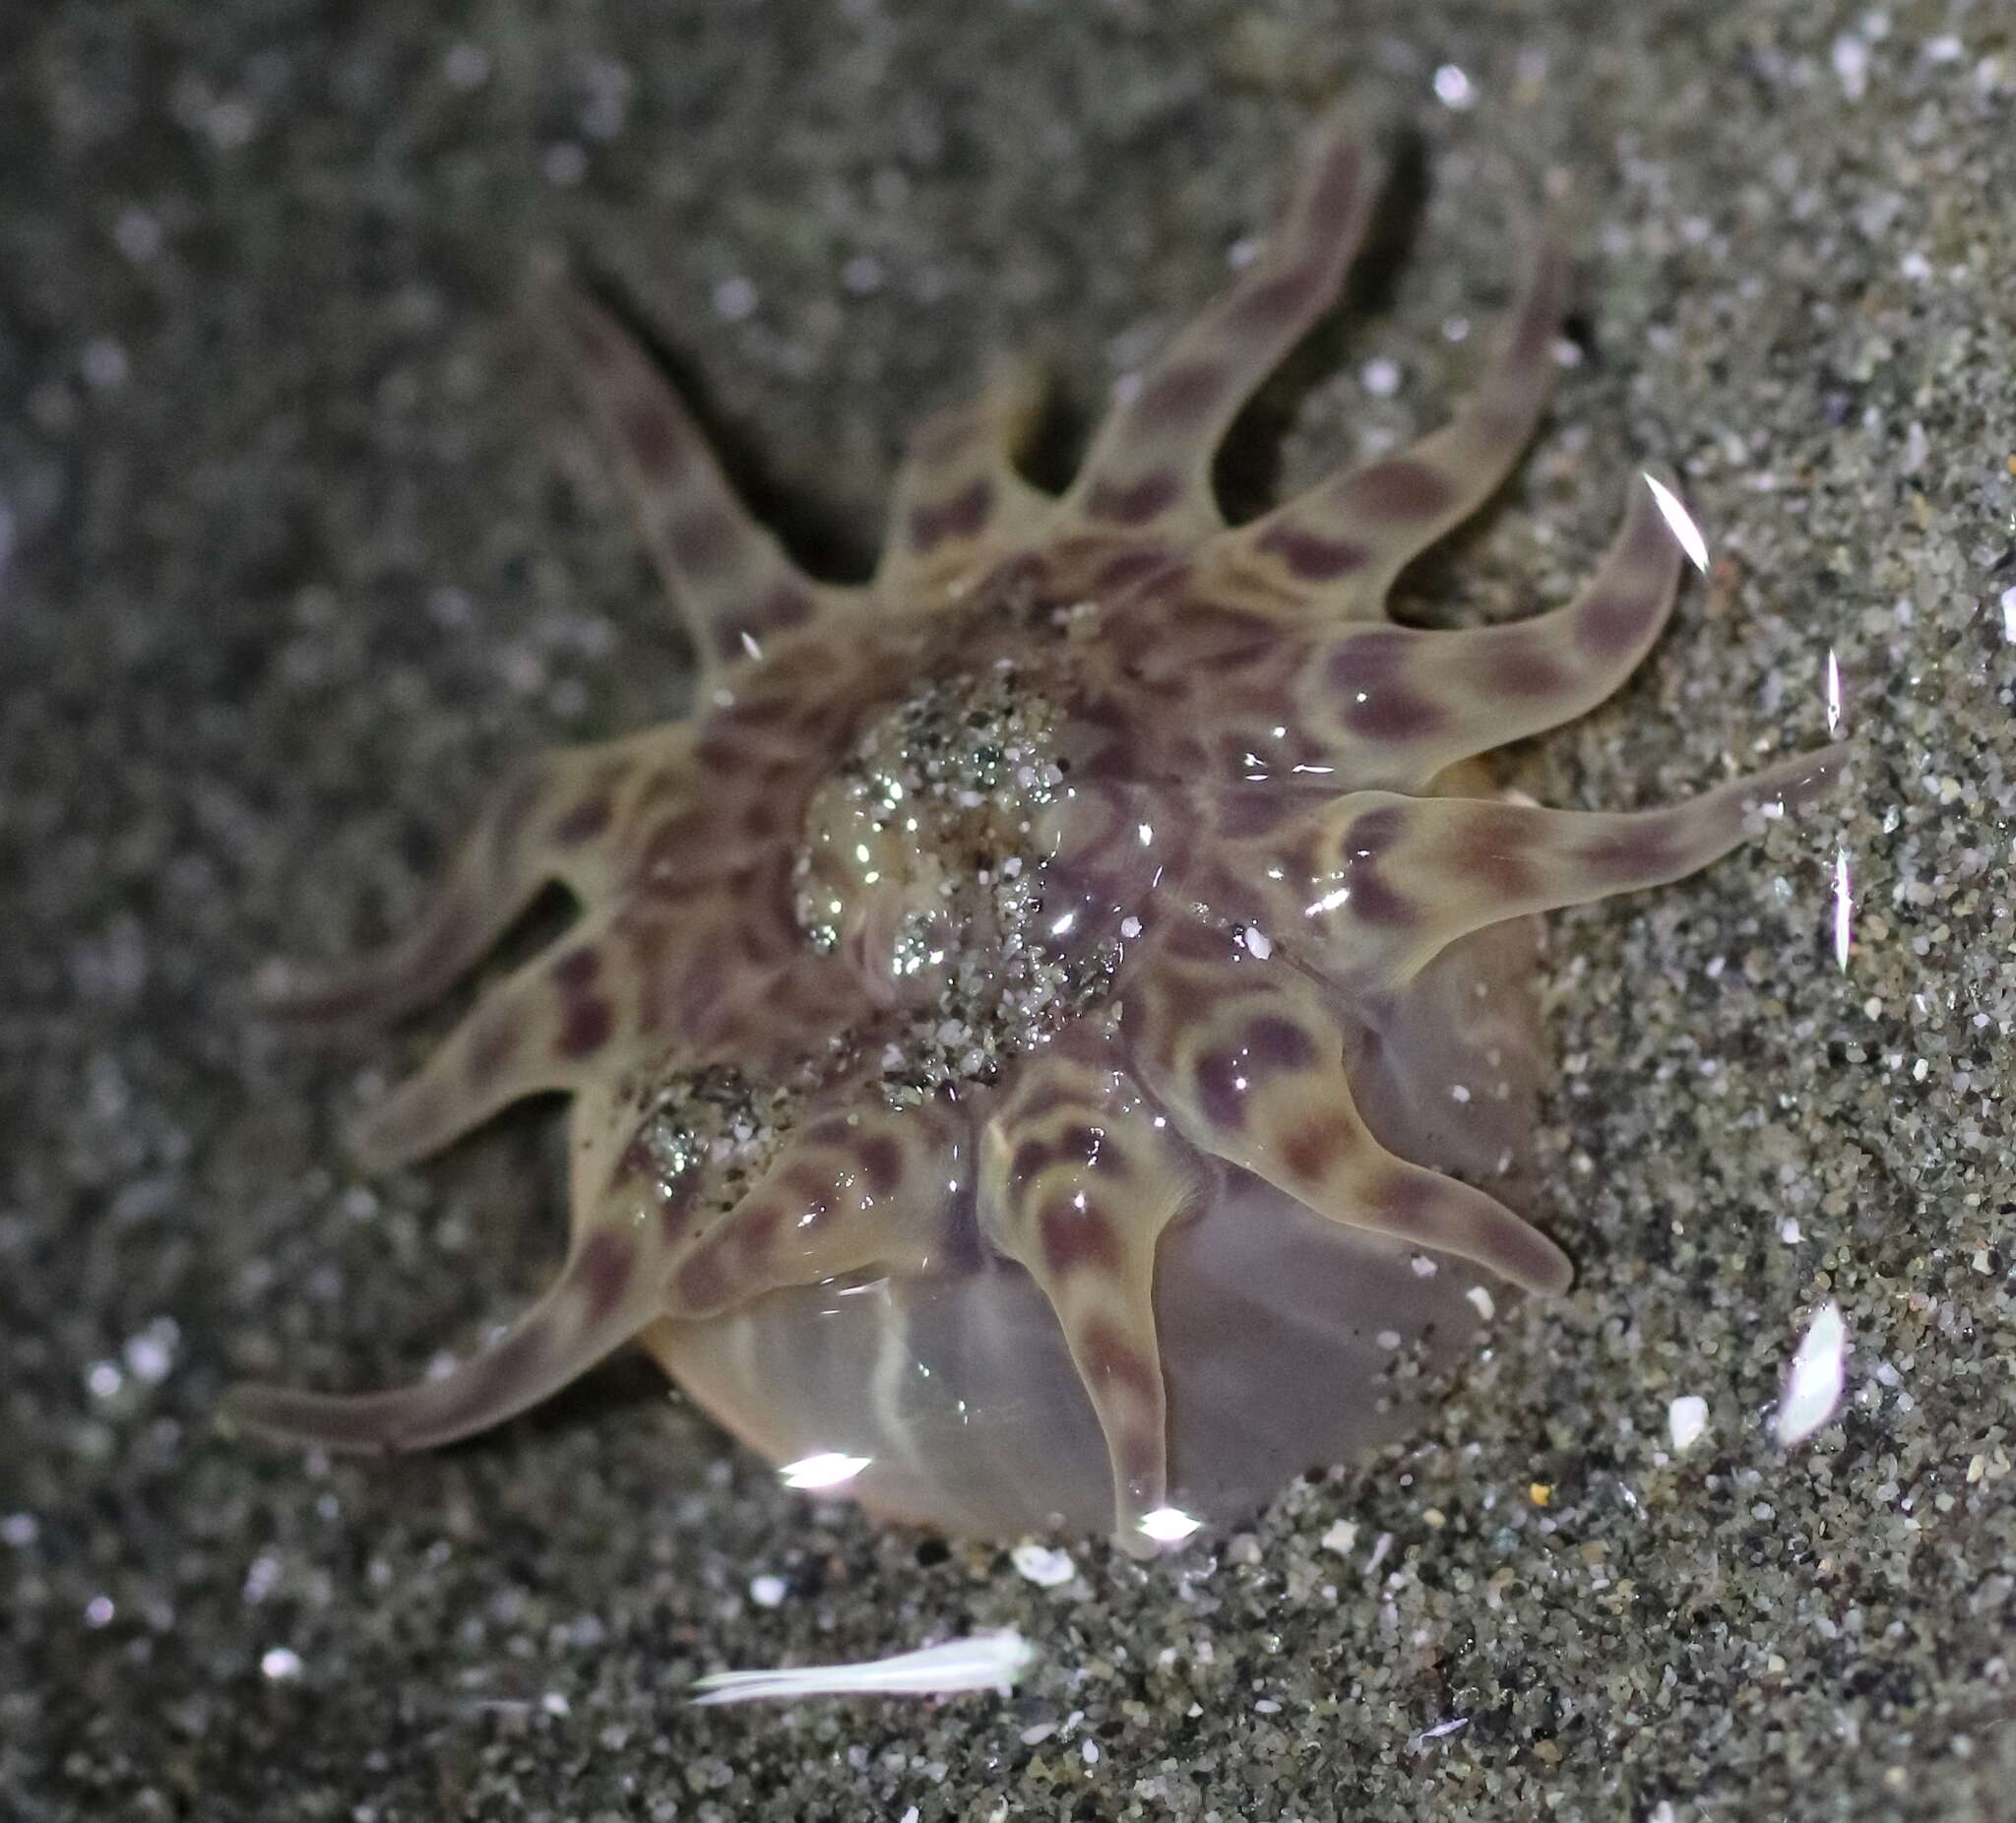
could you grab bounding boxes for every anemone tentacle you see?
[555,284,863,675]
[978,1029,1198,1550]
[1202,236,1570,620]
[1260,743,1850,989]
[1060,112,1380,542]
[255,727,692,1030]
[1122,916,1574,1294]
[343,905,666,1171]
[1289,476,1686,787]
[223,1152,686,1453]
[661,1099,970,1319]
[877,355,1052,605]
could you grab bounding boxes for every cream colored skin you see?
[227,111,1843,1553]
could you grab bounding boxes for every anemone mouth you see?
[783,653,1190,1119]
[790,666,1072,992]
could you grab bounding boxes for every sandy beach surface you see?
[6,2,2013,1817]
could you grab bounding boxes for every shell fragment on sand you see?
[689,1630,1036,1707]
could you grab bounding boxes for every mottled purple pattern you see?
[1258,523,1366,582]
[1084,471,1181,527]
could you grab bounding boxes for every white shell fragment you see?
[1667,1394,1708,1452]
[1010,1541,1078,1587]
[1319,1519,1358,1556]
[689,1630,1035,1707]
[1773,1301,1848,1446]
[1408,1715,1470,1753]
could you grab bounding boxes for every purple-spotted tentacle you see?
[221,1174,679,1453]
[347,906,669,1172]
[875,356,1053,605]
[1059,113,1379,542]
[1123,918,1572,1294]
[1204,236,1569,618]
[1292,476,1685,789]
[255,729,689,1031]
[662,1100,969,1318]
[553,284,860,674]
[1248,744,1849,991]
[976,1030,1198,1553]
